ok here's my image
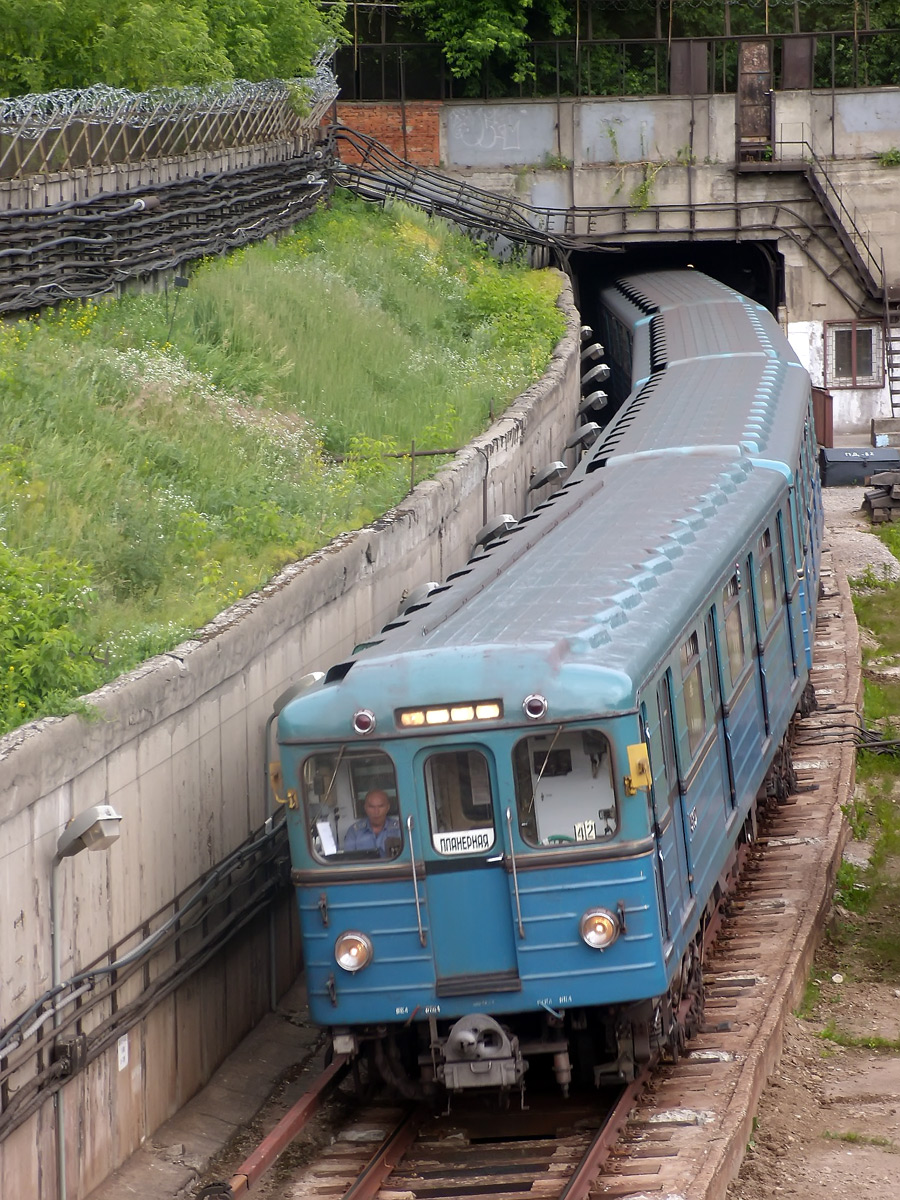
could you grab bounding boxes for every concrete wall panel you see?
[446,104,557,167]
[0,1111,41,1197]
[143,999,179,1133]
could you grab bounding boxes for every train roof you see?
[593,270,809,474]
[326,451,786,717]
[279,271,812,732]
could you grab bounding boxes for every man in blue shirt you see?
[343,789,401,857]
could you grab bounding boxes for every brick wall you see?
[335,102,441,165]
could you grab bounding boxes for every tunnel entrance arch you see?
[566,240,784,332]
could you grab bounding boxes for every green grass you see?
[810,579,900,994]
[0,194,566,733]
[817,1021,900,1052]
[823,1130,897,1150]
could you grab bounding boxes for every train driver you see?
[343,789,401,857]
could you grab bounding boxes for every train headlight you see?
[334,931,373,972]
[579,908,620,950]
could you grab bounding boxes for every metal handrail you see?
[406,815,427,946]
[776,128,883,296]
[505,807,526,939]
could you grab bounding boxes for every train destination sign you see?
[432,828,494,855]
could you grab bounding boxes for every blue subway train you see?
[274,269,824,1098]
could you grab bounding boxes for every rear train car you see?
[274,269,824,1097]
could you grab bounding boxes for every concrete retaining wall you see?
[0,279,581,1199]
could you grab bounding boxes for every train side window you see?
[301,749,402,863]
[680,631,706,756]
[425,750,496,855]
[722,574,745,691]
[758,529,779,627]
[657,676,681,802]
[513,729,617,847]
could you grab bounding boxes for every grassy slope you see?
[0,194,565,733]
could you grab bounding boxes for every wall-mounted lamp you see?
[528,461,568,492]
[56,804,123,859]
[582,362,611,389]
[579,389,608,416]
[566,422,601,450]
[473,514,517,550]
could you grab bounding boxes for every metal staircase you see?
[883,281,900,416]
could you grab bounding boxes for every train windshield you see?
[424,749,496,855]
[300,748,403,863]
[513,728,618,847]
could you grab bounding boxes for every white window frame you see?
[824,320,884,389]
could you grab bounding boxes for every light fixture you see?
[580,342,605,362]
[523,694,548,720]
[335,931,373,972]
[56,805,123,859]
[528,461,568,492]
[399,581,440,614]
[582,362,611,388]
[566,422,601,449]
[352,709,376,735]
[473,514,517,549]
[579,907,620,949]
[579,390,608,415]
[397,700,502,728]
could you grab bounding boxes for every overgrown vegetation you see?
[801,577,900,1042]
[0,0,346,94]
[0,194,565,734]
[338,0,900,95]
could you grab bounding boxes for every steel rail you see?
[226,1053,351,1196]
[341,1107,430,1200]
[557,1070,651,1200]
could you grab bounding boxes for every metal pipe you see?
[50,855,67,1200]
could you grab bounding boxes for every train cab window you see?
[680,632,706,756]
[513,729,617,847]
[722,575,745,690]
[301,749,403,863]
[758,529,779,627]
[425,750,496,855]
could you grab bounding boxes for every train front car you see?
[277,593,675,1099]
[275,268,823,1101]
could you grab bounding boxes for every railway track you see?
[209,1078,648,1200]
[199,541,858,1200]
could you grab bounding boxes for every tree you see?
[0,0,345,96]
[401,0,570,84]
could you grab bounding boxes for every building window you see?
[825,321,884,388]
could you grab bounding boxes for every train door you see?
[654,675,693,912]
[705,606,736,816]
[413,744,521,995]
[777,506,801,679]
[746,551,771,737]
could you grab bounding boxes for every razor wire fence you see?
[0,49,339,181]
